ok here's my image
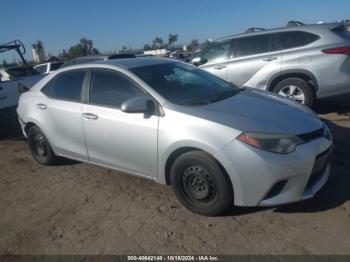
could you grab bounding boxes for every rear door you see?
[227,34,282,85]
[198,40,232,81]
[38,69,88,160]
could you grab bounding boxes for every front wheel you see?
[272,78,316,107]
[170,151,234,216]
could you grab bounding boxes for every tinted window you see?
[41,70,85,102]
[235,34,272,57]
[280,31,319,49]
[90,69,145,108]
[200,41,231,63]
[131,62,238,105]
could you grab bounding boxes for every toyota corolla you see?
[17,58,332,216]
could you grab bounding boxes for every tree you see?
[152,37,164,49]
[59,38,99,60]
[168,34,178,50]
[187,39,200,52]
[143,44,152,51]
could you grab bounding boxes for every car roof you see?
[91,57,175,69]
[215,22,342,42]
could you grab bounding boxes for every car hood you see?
[172,88,323,135]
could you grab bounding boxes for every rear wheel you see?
[272,78,315,107]
[27,126,58,165]
[170,151,233,216]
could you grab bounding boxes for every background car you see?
[17,58,332,216]
[189,20,350,107]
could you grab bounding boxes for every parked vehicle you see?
[60,54,136,68]
[17,58,333,216]
[189,21,350,107]
[34,62,64,74]
[0,40,45,124]
[169,49,192,60]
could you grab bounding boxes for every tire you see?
[170,151,233,216]
[27,125,58,165]
[272,78,316,107]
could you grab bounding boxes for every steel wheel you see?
[27,125,58,165]
[182,165,216,202]
[170,151,234,216]
[33,133,47,157]
[278,85,306,104]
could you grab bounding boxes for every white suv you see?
[190,21,350,107]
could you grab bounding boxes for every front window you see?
[90,69,146,108]
[130,62,238,105]
[200,41,231,64]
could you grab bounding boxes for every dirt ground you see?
[0,99,349,255]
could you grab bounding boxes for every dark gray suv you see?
[190,21,350,107]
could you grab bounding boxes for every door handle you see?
[214,64,227,70]
[263,57,278,62]
[82,112,99,120]
[37,103,47,110]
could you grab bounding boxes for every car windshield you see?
[130,62,239,105]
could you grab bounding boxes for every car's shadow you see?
[224,96,350,216]
[0,120,24,141]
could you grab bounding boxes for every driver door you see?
[197,40,232,81]
[82,68,158,178]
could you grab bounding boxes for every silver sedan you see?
[17,58,333,216]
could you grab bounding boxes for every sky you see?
[1,0,350,61]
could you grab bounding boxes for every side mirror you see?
[191,57,207,66]
[121,96,155,114]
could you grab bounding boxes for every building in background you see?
[32,41,46,63]
[143,48,168,56]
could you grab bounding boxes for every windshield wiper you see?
[178,99,211,106]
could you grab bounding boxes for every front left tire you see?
[27,125,58,165]
[170,151,234,216]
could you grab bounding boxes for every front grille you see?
[305,147,332,190]
[297,128,323,142]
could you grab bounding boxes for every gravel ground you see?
[0,99,349,255]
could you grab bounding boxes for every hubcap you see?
[182,166,216,201]
[278,85,305,104]
[34,133,46,157]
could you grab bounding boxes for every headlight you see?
[237,132,304,154]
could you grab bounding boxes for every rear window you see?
[280,31,320,49]
[333,25,350,40]
[41,70,86,102]
[234,34,273,57]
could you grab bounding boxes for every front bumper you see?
[215,136,333,207]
